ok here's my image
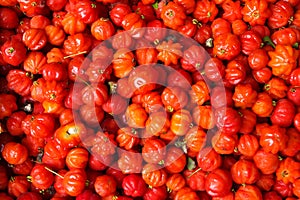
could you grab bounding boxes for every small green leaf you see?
[187,157,196,170]
[152,1,159,9]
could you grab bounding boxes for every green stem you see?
[263,36,276,48]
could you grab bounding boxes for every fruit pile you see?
[1,0,300,199]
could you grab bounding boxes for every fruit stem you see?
[263,36,276,48]
[44,166,64,179]
[108,81,117,94]
[187,167,202,178]
[63,51,88,59]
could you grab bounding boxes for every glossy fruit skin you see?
[125,103,148,128]
[252,92,274,117]
[237,134,259,157]
[240,30,262,55]
[118,151,143,174]
[17,191,42,200]
[0,8,19,29]
[143,185,168,200]
[61,12,86,35]
[211,18,231,38]
[232,83,257,109]
[18,0,49,17]
[112,48,135,78]
[213,33,241,60]
[170,109,193,136]
[287,86,300,106]
[271,28,298,46]
[121,12,145,38]
[44,25,65,46]
[165,173,185,192]
[235,185,263,200]
[30,164,54,190]
[197,147,222,172]
[273,180,293,197]
[0,166,8,190]
[190,80,210,106]
[192,105,215,130]
[72,1,105,24]
[142,138,166,164]
[271,99,295,127]
[142,163,167,187]
[293,178,300,198]
[156,40,183,66]
[54,122,86,149]
[214,107,241,135]
[183,168,206,191]
[42,62,68,82]
[184,127,206,156]
[23,51,47,74]
[94,175,117,197]
[2,142,28,165]
[164,147,186,174]
[268,45,299,79]
[268,0,294,29]
[63,33,92,56]
[212,131,238,155]
[276,157,300,184]
[91,18,115,41]
[204,57,225,82]
[116,127,140,150]
[193,0,218,23]
[162,87,188,112]
[63,169,87,197]
[1,36,27,66]
[205,168,232,197]
[241,0,271,26]
[253,149,279,174]
[46,0,67,11]
[231,159,260,184]
[109,3,131,27]
[160,2,186,30]
[65,147,89,170]
[258,123,288,154]
[145,112,170,137]
[289,68,300,86]
[6,69,32,97]
[122,174,147,197]
[174,187,200,200]
[135,47,158,66]
[264,77,288,100]
[248,49,269,70]
[128,65,158,95]
[22,28,47,51]
[181,45,207,72]
[22,113,56,139]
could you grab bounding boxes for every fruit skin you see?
[1,36,27,66]
[2,142,28,165]
[270,99,295,127]
[235,185,263,200]
[160,2,186,30]
[94,175,117,197]
[30,164,54,190]
[0,8,19,29]
[231,159,260,184]
[213,33,241,60]
[205,168,233,197]
[122,174,147,197]
[268,45,299,79]
[63,169,87,197]
[253,149,279,175]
